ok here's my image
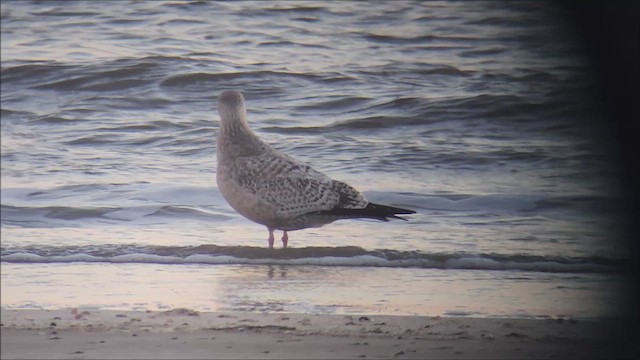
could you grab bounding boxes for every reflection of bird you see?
[215,91,415,249]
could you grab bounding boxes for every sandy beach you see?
[1,308,635,359]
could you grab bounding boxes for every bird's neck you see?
[218,118,265,156]
[220,116,251,138]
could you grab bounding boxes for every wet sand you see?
[0,308,635,359]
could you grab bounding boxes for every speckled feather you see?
[227,154,367,218]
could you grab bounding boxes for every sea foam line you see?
[0,252,618,273]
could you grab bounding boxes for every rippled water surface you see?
[0,1,629,318]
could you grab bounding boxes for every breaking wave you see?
[0,244,626,274]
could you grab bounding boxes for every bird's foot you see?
[281,231,288,249]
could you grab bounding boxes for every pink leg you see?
[281,231,288,248]
[268,229,275,249]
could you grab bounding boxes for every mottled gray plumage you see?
[215,90,415,248]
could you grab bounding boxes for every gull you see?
[215,90,415,248]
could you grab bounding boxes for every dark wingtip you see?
[390,214,410,221]
[367,203,415,218]
[392,208,416,215]
[307,202,415,222]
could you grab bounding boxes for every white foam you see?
[0,252,617,273]
[110,253,184,264]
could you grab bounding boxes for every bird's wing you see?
[231,154,368,217]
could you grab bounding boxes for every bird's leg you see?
[281,231,288,249]
[268,228,275,249]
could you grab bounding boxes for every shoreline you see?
[1,308,635,359]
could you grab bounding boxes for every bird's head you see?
[217,90,248,127]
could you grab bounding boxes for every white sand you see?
[0,308,634,359]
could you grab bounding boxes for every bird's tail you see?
[312,203,416,221]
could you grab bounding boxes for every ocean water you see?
[0,1,631,318]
